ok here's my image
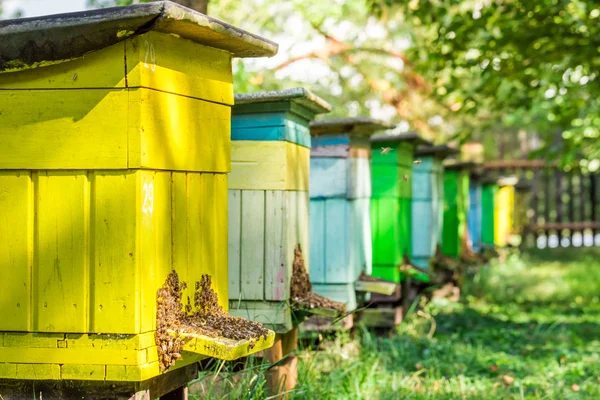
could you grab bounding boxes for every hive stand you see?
[304,117,397,333]
[495,176,518,247]
[226,88,331,396]
[411,145,459,271]
[362,132,431,330]
[0,2,277,398]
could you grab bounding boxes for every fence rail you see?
[482,161,600,248]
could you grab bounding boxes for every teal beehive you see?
[411,145,459,270]
[309,118,393,311]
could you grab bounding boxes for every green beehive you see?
[441,162,475,258]
[370,133,430,283]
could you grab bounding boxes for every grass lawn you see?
[193,247,600,399]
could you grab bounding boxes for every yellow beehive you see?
[494,177,518,247]
[0,1,277,382]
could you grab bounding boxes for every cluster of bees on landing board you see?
[381,147,422,181]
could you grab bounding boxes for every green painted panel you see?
[396,143,414,168]
[371,197,402,265]
[442,170,470,257]
[372,163,398,198]
[372,265,400,283]
[481,183,497,245]
[399,198,412,258]
[398,165,412,199]
[371,143,399,165]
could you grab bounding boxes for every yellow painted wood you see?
[494,185,515,247]
[0,89,129,170]
[128,88,231,172]
[0,88,229,172]
[92,172,139,334]
[229,141,309,191]
[0,32,233,106]
[139,170,158,334]
[3,333,64,348]
[178,329,275,361]
[0,363,17,379]
[172,172,191,306]
[36,172,89,332]
[63,333,155,350]
[0,41,126,90]
[0,347,145,365]
[16,363,61,380]
[213,174,230,311]
[0,172,33,331]
[126,32,233,105]
[61,364,106,380]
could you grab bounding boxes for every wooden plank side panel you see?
[139,171,158,334]
[133,88,231,173]
[228,190,242,301]
[309,199,326,284]
[0,41,126,89]
[0,172,33,331]
[0,89,129,170]
[398,198,412,258]
[265,190,288,301]
[287,191,310,275]
[371,198,401,266]
[127,32,234,105]
[171,173,190,308]
[309,157,348,199]
[92,172,139,334]
[371,164,399,198]
[348,158,372,199]
[36,172,88,332]
[212,174,229,310]
[349,198,372,279]
[152,172,172,329]
[229,141,309,191]
[324,199,350,284]
[412,200,434,260]
[240,191,265,300]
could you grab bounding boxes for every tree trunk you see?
[169,0,208,14]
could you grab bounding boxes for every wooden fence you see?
[483,160,600,248]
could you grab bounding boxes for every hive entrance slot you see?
[156,271,274,372]
[355,273,398,296]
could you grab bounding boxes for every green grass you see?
[192,247,600,399]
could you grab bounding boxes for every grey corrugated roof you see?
[235,88,332,114]
[0,1,278,72]
[310,117,394,136]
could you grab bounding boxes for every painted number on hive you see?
[142,183,154,214]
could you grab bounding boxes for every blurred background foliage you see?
[82,0,600,168]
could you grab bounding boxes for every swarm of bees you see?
[156,271,269,372]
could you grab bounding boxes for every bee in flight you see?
[403,175,409,181]
[413,159,422,165]
[381,147,393,155]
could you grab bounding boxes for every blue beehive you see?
[411,145,459,270]
[468,179,483,253]
[309,118,392,311]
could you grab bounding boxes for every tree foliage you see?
[368,0,600,167]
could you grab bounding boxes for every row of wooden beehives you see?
[0,2,516,398]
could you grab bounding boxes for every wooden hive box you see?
[468,177,484,253]
[441,162,475,258]
[411,145,459,270]
[227,88,331,333]
[370,133,431,283]
[309,118,392,311]
[495,177,518,247]
[0,1,278,384]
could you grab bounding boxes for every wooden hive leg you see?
[266,328,299,399]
